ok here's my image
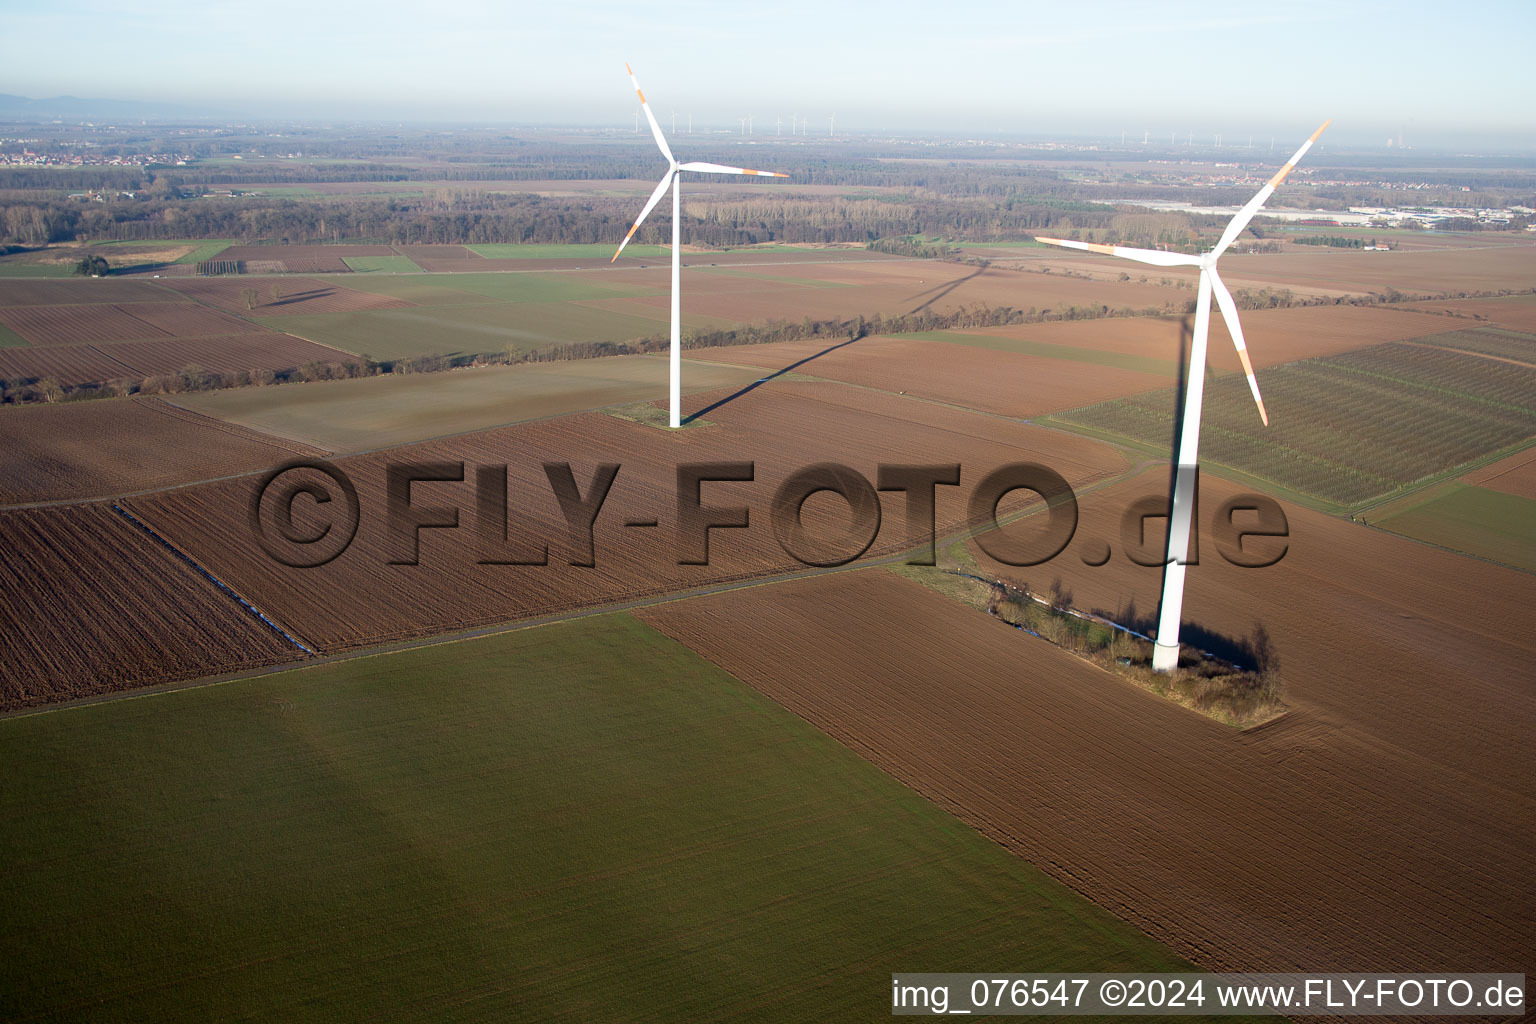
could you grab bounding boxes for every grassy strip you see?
[0,612,1225,1022]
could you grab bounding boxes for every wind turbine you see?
[613,64,788,429]
[1032,120,1329,672]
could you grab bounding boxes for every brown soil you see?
[636,555,1535,975]
[700,334,1170,416]
[1462,447,1536,499]
[0,503,304,708]
[120,380,1126,655]
[0,397,326,505]
[159,278,413,316]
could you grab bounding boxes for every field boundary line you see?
[110,502,315,654]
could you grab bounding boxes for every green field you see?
[0,612,1213,1022]
[341,254,423,274]
[175,240,236,263]
[422,271,658,304]
[0,262,78,278]
[90,239,235,264]
[1376,483,1536,571]
[1048,341,1536,507]
[313,276,501,306]
[171,355,760,451]
[0,321,30,347]
[267,300,718,361]
[467,243,674,260]
[904,327,1182,377]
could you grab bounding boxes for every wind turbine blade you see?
[612,172,674,262]
[1211,120,1331,257]
[678,161,788,178]
[1032,236,1201,267]
[1208,267,1268,425]
[626,64,674,165]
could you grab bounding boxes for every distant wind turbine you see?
[1032,120,1330,671]
[613,64,788,429]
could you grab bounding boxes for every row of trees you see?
[0,188,1138,248]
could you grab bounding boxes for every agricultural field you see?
[116,381,1126,661]
[341,254,422,274]
[1463,444,1536,498]
[0,301,263,344]
[637,483,1536,975]
[171,354,762,452]
[1371,481,1536,571]
[1404,292,1536,334]
[0,397,323,505]
[699,333,1171,418]
[160,277,413,315]
[0,277,183,306]
[945,304,1458,375]
[0,503,303,708]
[0,613,1218,1022]
[466,242,673,260]
[262,301,704,361]
[1400,325,1536,363]
[0,333,356,389]
[1029,242,1536,300]
[0,240,233,276]
[1048,340,1536,507]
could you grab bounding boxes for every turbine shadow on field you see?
[903,265,988,315]
[683,335,864,423]
[264,288,336,307]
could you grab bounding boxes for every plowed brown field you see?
[955,305,1458,373]
[601,261,1184,324]
[1031,245,1536,300]
[161,278,412,315]
[0,304,172,344]
[0,335,351,388]
[0,345,138,388]
[637,557,1535,975]
[0,503,303,709]
[0,301,268,345]
[1169,245,1536,299]
[699,334,1170,416]
[0,397,326,504]
[97,334,352,379]
[0,278,180,306]
[1403,293,1536,334]
[125,381,1126,654]
[1463,446,1536,498]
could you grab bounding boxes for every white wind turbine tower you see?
[613,65,788,429]
[1032,120,1329,671]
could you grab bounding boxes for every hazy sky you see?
[3,0,1532,145]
